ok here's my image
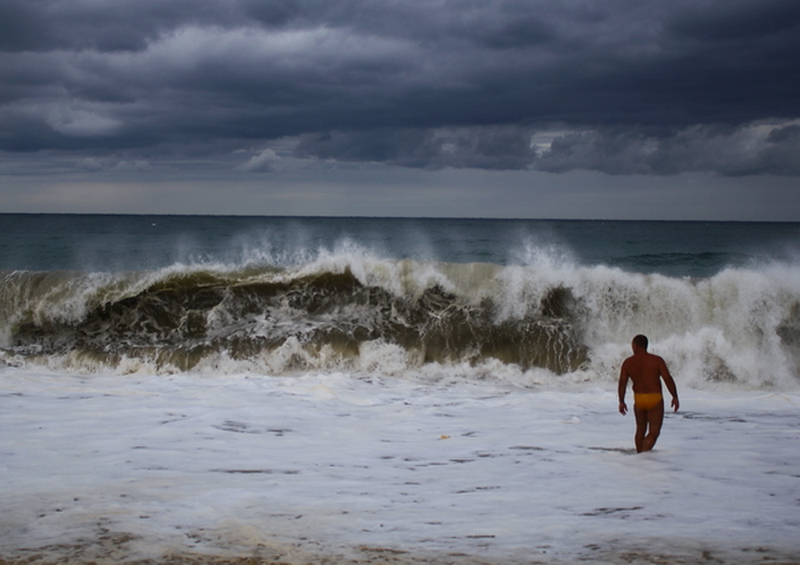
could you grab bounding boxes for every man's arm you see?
[618,362,630,415]
[659,357,679,412]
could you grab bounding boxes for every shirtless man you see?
[618,335,679,453]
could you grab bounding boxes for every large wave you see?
[2,249,799,390]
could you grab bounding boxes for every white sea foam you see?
[1,367,797,563]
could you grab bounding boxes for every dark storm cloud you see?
[537,123,800,176]
[293,126,538,170]
[1,0,799,175]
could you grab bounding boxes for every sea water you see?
[2,215,799,386]
[1,214,799,563]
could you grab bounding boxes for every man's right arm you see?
[618,362,629,415]
[659,357,680,412]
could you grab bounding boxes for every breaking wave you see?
[2,250,799,390]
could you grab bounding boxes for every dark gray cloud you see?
[537,122,800,176]
[1,0,799,175]
[293,126,539,170]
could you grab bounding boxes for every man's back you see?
[621,351,669,394]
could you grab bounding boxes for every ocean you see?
[1,214,799,564]
[3,214,800,386]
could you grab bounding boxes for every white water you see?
[1,366,798,563]
[3,254,800,389]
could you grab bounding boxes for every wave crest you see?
[2,264,588,375]
[2,257,799,389]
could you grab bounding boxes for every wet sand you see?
[2,536,799,565]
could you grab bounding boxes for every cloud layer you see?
[2,0,799,175]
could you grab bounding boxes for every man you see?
[618,335,679,453]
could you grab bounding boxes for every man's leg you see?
[640,402,664,452]
[633,407,648,453]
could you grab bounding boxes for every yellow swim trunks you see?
[634,393,663,411]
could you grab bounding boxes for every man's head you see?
[632,334,649,351]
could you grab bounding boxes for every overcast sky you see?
[1,0,799,219]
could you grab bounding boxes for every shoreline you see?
[2,538,799,565]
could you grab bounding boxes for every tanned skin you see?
[618,335,679,453]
